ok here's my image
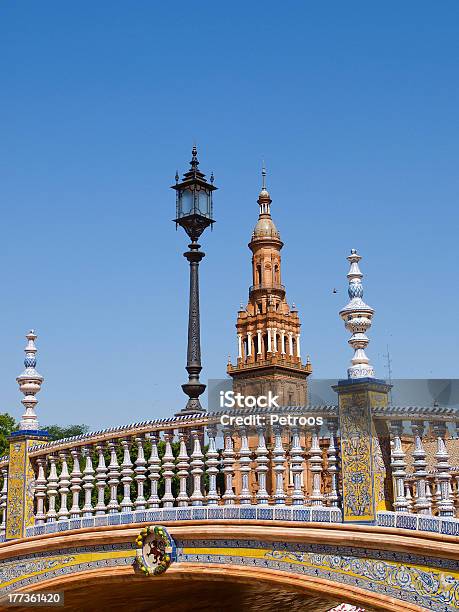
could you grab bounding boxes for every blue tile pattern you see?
[20,507,459,539]
[396,513,418,530]
[4,513,459,612]
[257,508,273,521]
[377,511,459,536]
[175,539,459,612]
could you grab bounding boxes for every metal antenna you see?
[385,344,393,404]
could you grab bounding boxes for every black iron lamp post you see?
[172,146,217,415]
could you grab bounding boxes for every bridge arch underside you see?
[8,567,363,612]
[1,522,458,612]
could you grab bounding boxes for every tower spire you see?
[227,173,312,406]
[257,163,272,216]
[339,249,375,379]
[17,330,44,430]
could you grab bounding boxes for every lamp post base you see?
[175,381,206,416]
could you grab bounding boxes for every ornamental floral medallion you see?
[135,525,173,576]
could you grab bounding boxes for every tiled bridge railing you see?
[0,405,459,540]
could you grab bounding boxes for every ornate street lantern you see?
[173,146,216,241]
[172,146,217,414]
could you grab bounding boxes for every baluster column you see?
[82,446,95,517]
[176,432,190,507]
[161,433,175,508]
[147,434,160,508]
[95,444,108,515]
[190,430,204,505]
[390,421,408,512]
[412,422,431,515]
[405,481,414,512]
[134,437,147,511]
[222,429,236,504]
[35,459,47,524]
[107,441,120,513]
[426,480,434,510]
[326,419,339,507]
[70,449,82,518]
[46,455,58,522]
[255,427,269,504]
[290,427,305,505]
[434,477,442,510]
[57,452,70,520]
[205,427,219,505]
[120,439,134,513]
[433,421,454,517]
[273,426,286,504]
[238,428,252,504]
[309,426,324,506]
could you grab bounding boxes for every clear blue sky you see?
[0,2,458,429]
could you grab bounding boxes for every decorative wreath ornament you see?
[135,525,173,576]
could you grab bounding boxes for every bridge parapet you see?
[1,521,458,612]
[0,406,458,543]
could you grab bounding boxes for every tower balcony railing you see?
[227,356,311,373]
[0,408,458,541]
[249,282,285,293]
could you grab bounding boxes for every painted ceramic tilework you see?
[5,438,48,540]
[369,391,391,513]
[5,440,27,540]
[338,392,376,522]
[378,511,459,536]
[22,507,459,539]
[0,543,136,593]
[24,506,343,538]
[2,526,459,611]
[177,539,459,611]
[0,535,180,595]
[24,441,36,529]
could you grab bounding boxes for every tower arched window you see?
[265,263,272,285]
[256,264,262,285]
[263,333,269,357]
[274,264,279,284]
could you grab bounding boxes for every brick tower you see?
[227,168,312,406]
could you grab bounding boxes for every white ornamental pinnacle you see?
[17,330,44,430]
[339,250,375,379]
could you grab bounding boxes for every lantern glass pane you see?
[180,188,194,216]
[198,188,210,217]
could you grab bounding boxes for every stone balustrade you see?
[0,407,458,541]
